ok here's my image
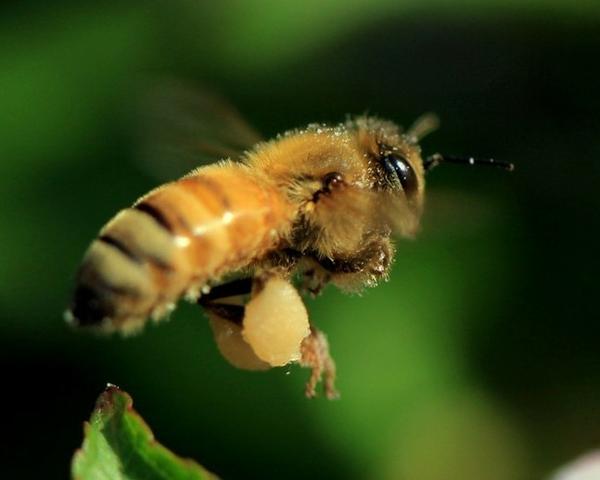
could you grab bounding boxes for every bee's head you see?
[353,116,429,238]
[356,114,513,237]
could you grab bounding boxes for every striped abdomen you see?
[68,163,293,333]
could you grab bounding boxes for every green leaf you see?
[71,385,218,480]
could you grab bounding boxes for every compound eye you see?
[382,154,418,195]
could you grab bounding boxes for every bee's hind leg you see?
[300,326,338,399]
[199,277,272,371]
[198,277,253,317]
[199,274,339,399]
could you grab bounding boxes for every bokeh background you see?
[2,1,599,479]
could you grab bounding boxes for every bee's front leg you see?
[299,263,331,297]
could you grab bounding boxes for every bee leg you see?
[309,237,394,291]
[199,277,253,305]
[197,276,255,323]
[300,326,338,400]
[249,272,338,398]
[200,275,338,399]
[199,277,272,371]
[300,264,331,297]
[201,303,244,324]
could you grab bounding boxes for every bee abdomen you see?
[69,208,180,332]
[69,165,293,333]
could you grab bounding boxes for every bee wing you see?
[134,78,263,180]
[328,186,420,240]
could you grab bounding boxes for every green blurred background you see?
[1,1,599,479]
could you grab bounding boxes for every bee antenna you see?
[406,113,440,143]
[424,153,514,172]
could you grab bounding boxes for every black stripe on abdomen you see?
[134,202,174,233]
[98,234,142,263]
[189,176,231,209]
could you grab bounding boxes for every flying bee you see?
[66,81,513,398]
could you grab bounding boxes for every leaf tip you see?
[94,382,133,414]
[105,382,121,391]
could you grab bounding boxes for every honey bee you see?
[66,82,512,398]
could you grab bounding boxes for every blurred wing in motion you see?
[322,185,420,243]
[375,191,422,238]
[135,78,263,180]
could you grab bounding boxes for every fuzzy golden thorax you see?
[245,117,426,263]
